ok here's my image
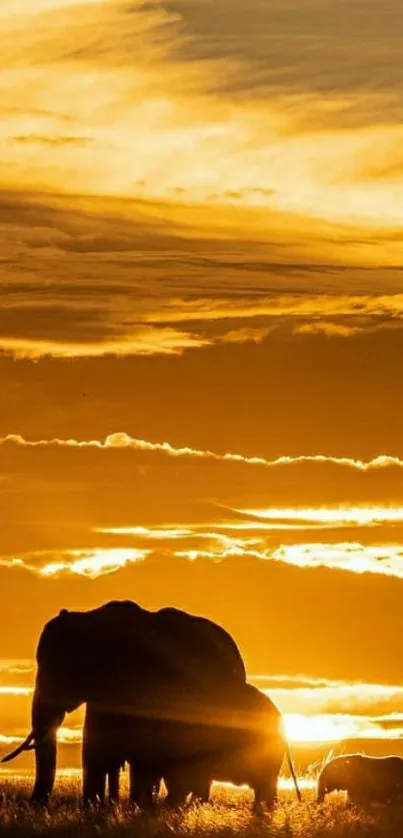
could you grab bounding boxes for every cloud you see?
[39,547,148,577]
[2,425,403,566]
[97,526,195,539]
[12,135,92,147]
[142,293,403,326]
[0,547,148,579]
[260,676,403,742]
[161,0,403,109]
[0,661,33,676]
[2,0,403,255]
[0,663,34,699]
[240,506,403,525]
[296,322,364,338]
[2,431,403,473]
[0,315,401,482]
[273,543,403,580]
[1,289,403,358]
[172,539,403,581]
[0,734,24,746]
[0,330,208,359]
[260,678,403,718]
[5,529,403,582]
[0,725,82,749]
[0,686,31,696]
[250,674,354,688]
[56,726,83,744]
[1,187,403,360]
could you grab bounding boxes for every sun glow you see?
[284,713,403,743]
[284,713,358,743]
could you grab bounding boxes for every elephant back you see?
[153,607,246,690]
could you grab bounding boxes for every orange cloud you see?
[0,330,208,360]
[1,548,148,579]
[1,432,402,472]
[271,543,403,578]
[0,687,32,696]
[174,541,403,580]
[240,506,403,526]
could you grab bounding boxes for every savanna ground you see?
[0,778,402,838]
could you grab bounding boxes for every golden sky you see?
[1,0,403,764]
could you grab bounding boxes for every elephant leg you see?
[164,771,190,807]
[129,764,158,809]
[165,789,188,807]
[349,791,369,808]
[108,767,121,804]
[266,775,279,808]
[254,775,278,812]
[82,707,110,805]
[347,781,365,807]
[188,769,211,805]
[190,781,211,805]
[31,734,59,806]
[83,765,106,805]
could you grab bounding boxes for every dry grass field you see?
[0,777,402,838]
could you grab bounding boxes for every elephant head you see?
[27,609,92,802]
[3,602,148,802]
[317,755,358,802]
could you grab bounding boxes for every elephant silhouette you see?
[317,754,403,805]
[2,601,246,804]
[162,684,288,809]
[82,683,300,808]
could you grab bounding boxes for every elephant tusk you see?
[1,731,34,763]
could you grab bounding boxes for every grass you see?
[0,779,402,838]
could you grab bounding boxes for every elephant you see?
[162,684,292,809]
[317,754,403,805]
[2,601,246,804]
[82,683,301,809]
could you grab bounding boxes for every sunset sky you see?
[1,0,403,771]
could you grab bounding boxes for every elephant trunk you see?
[30,686,65,804]
[31,734,58,804]
[317,763,333,802]
[317,773,327,803]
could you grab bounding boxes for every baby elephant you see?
[317,754,403,806]
[162,684,293,809]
